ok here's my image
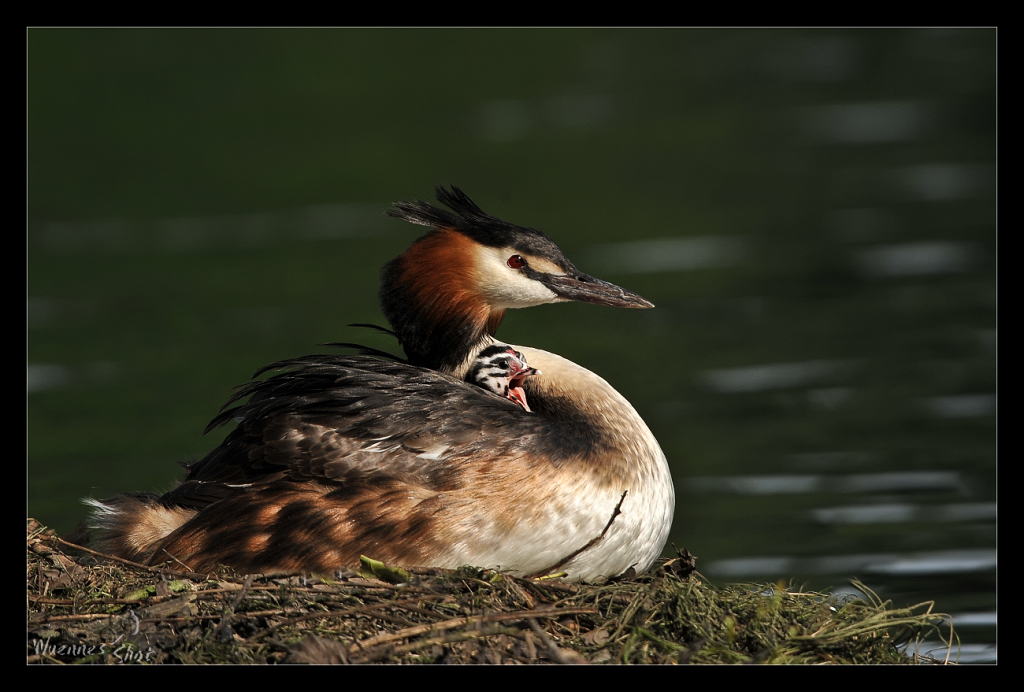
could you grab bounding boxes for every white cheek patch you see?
[473,246,561,309]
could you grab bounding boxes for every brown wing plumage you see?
[179,354,590,492]
[97,355,606,574]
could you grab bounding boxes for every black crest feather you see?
[386,186,565,256]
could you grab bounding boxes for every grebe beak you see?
[538,272,654,309]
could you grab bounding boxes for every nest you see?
[27,519,956,664]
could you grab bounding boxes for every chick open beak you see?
[507,362,541,412]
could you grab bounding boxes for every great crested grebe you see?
[85,187,675,581]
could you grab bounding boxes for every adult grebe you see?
[85,187,674,581]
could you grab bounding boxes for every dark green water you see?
[28,28,996,661]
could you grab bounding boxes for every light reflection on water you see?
[687,471,970,495]
[705,548,996,578]
[812,502,996,524]
[910,642,997,664]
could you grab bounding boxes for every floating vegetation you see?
[27,519,956,664]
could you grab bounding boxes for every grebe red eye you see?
[507,255,526,269]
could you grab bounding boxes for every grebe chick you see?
[466,344,540,412]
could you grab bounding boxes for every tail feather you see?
[84,494,197,565]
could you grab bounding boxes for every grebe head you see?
[466,344,540,412]
[382,186,653,374]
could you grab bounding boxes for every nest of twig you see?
[27,518,956,664]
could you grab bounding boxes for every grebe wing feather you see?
[160,355,547,510]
